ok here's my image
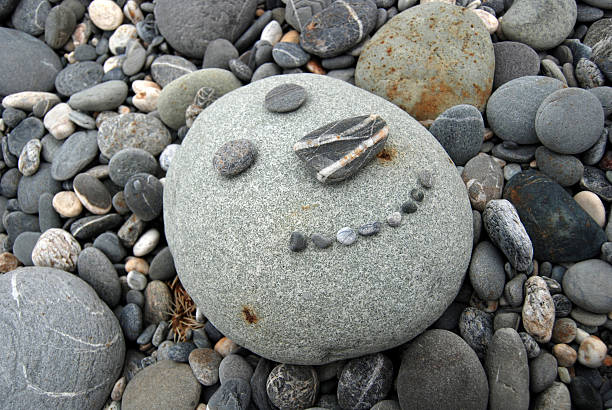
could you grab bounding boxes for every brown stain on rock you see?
[241,305,258,324]
[376,147,397,163]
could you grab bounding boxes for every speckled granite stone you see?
[164,74,473,365]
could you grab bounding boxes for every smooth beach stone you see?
[55,62,104,97]
[337,353,393,410]
[18,139,42,177]
[534,382,571,410]
[43,103,74,140]
[581,166,612,201]
[8,117,45,157]
[208,378,251,410]
[285,0,332,31]
[203,39,239,70]
[534,146,584,186]
[294,115,388,183]
[266,364,319,409]
[68,81,128,112]
[265,83,307,113]
[530,352,557,393]
[38,193,60,232]
[485,328,529,410]
[12,231,40,265]
[73,173,112,215]
[122,360,201,410]
[164,73,473,364]
[272,42,310,68]
[17,163,62,214]
[299,0,377,58]
[493,41,540,89]
[569,377,603,410]
[0,28,62,96]
[189,348,223,386]
[355,3,494,121]
[486,76,565,145]
[213,139,257,177]
[469,241,506,301]
[504,171,606,262]
[108,148,158,187]
[459,307,494,358]
[522,276,554,343]
[98,113,171,158]
[93,232,126,264]
[31,227,80,271]
[154,0,256,58]
[219,354,254,384]
[535,88,604,155]
[124,173,163,221]
[499,0,576,51]
[88,0,123,30]
[150,55,197,88]
[562,259,612,314]
[51,130,98,181]
[429,104,484,166]
[461,153,504,212]
[157,69,242,130]
[397,329,488,410]
[11,0,49,36]
[574,191,605,227]
[45,5,76,49]
[0,267,125,409]
[575,58,605,88]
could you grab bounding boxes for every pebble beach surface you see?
[0,0,611,409]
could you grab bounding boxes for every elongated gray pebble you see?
[264,83,307,113]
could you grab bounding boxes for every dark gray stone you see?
[71,214,123,241]
[74,44,97,61]
[535,146,584,186]
[581,128,607,166]
[491,143,537,163]
[44,5,76,49]
[235,10,273,52]
[108,148,158,187]
[154,0,256,58]
[492,41,540,89]
[2,107,26,129]
[5,211,39,250]
[577,3,604,23]
[0,28,62,95]
[77,246,121,308]
[127,290,145,309]
[264,83,307,113]
[228,58,253,82]
[208,378,251,410]
[203,39,239,70]
[322,55,356,70]
[122,360,201,410]
[337,353,393,410]
[73,173,111,214]
[150,55,197,88]
[219,354,254,384]
[562,259,612,314]
[469,241,506,301]
[119,303,143,342]
[1,168,21,198]
[122,40,146,77]
[485,328,530,410]
[397,329,488,410]
[300,0,378,58]
[580,165,612,201]
[0,267,125,409]
[429,104,484,166]
[11,0,49,36]
[123,173,163,222]
[213,139,257,177]
[459,307,494,358]
[136,323,156,344]
[8,117,44,157]
[0,0,19,19]
[535,88,604,155]
[553,293,572,318]
[17,163,62,214]
[38,192,60,232]
[97,113,171,158]
[272,42,310,68]
[251,62,281,82]
[13,231,40,265]
[285,0,332,31]
[148,247,176,281]
[289,231,308,252]
[504,171,606,262]
[266,364,318,409]
[51,130,98,181]
[68,81,128,112]
[358,221,381,236]
[167,342,196,363]
[310,233,332,249]
[530,352,557,393]
[294,114,387,183]
[55,61,104,97]
[569,376,603,410]
[486,76,565,145]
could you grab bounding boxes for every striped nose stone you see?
[293,114,388,183]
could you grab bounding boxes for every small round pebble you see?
[577,335,607,368]
[219,354,253,384]
[358,221,381,236]
[401,200,418,214]
[264,83,307,113]
[88,0,123,31]
[410,188,424,202]
[124,173,163,221]
[386,211,402,227]
[310,233,332,249]
[127,270,147,291]
[289,231,307,252]
[189,348,223,386]
[119,302,143,342]
[31,228,81,272]
[213,139,257,177]
[133,228,160,257]
[266,364,319,409]
[553,343,577,367]
[336,227,357,246]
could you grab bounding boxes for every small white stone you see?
[132,87,161,112]
[104,55,125,73]
[53,191,83,218]
[89,0,124,31]
[2,92,60,111]
[336,227,357,246]
[578,335,607,368]
[260,20,283,46]
[557,366,571,384]
[133,228,160,257]
[159,144,180,171]
[127,270,147,291]
[574,327,589,344]
[386,211,402,227]
[72,22,91,47]
[132,80,161,94]
[109,24,138,55]
[32,228,81,272]
[471,9,499,34]
[123,0,144,24]
[18,139,42,176]
[43,103,75,140]
[574,191,605,227]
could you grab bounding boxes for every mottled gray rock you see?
[98,113,171,158]
[493,41,540,89]
[119,303,143,342]
[208,378,251,410]
[124,173,163,221]
[0,267,125,409]
[68,81,128,112]
[77,246,121,308]
[535,146,584,186]
[267,364,318,409]
[164,74,473,364]
[483,199,533,272]
[154,0,256,58]
[459,307,494,358]
[499,0,577,51]
[213,139,257,177]
[51,130,99,181]
[486,76,565,145]
[337,353,393,410]
[150,55,197,88]
[429,104,484,166]
[44,5,76,49]
[8,117,45,157]
[285,0,332,31]
[11,0,49,36]
[355,2,494,120]
[469,241,506,301]
[562,259,612,314]
[534,382,571,410]
[397,329,488,410]
[485,328,529,410]
[122,360,201,410]
[522,276,554,343]
[272,42,310,68]
[461,153,504,211]
[108,148,158,187]
[55,62,104,97]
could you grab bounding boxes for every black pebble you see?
[289,231,307,252]
[401,200,418,214]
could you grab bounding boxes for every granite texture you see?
[164,74,473,365]
[0,267,125,409]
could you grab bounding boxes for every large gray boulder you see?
[164,74,473,365]
[0,267,125,409]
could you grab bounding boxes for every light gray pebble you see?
[469,241,506,301]
[137,323,157,345]
[159,144,180,172]
[127,270,147,291]
[358,221,381,236]
[152,321,169,347]
[219,354,253,384]
[336,227,357,245]
[519,331,541,358]
[311,233,332,249]
[386,211,401,227]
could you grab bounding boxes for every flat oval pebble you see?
[535,146,584,186]
[188,348,223,386]
[429,104,484,166]
[124,173,163,222]
[73,173,112,215]
[357,221,381,236]
[264,83,307,113]
[109,147,158,187]
[272,42,310,68]
[68,81,128,112]
[336,226,357,245]
[150,55,197,88]
[55,61,104,97]
[17,162,62,214]
[98,113,171,158]
[133,228,160,257]
[51,130,99,181]
[469,241,505,301]
[266,364,319,409]
[338,353,393,410]
[88,0,123,31]
[52,191,82,218]
[45,4,76,49]
[213,139,257,177]
[562,259,612,314]
[8,117,45,156]
[77,246,121,308]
